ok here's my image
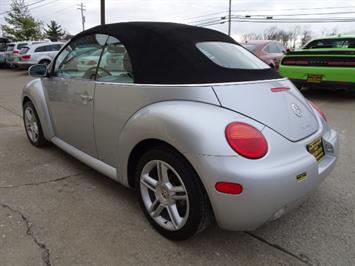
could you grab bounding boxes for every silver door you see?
[44,34,108,156]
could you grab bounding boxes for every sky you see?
[1,0,355,41]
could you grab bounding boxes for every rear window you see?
[304,38,355,49]
[20,47,30,54]
[7,44,15,51]
[196,42,269,69]
[17,43,28,50]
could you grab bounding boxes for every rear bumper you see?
[291,79,355,90]
[17,63,32,69]
[279,65,355,84]
[185,122,338,231]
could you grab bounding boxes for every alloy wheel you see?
[140,160,190,231]
[24,106,39,143]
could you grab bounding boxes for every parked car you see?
[23,22,338,240]
[279,36,355,90]
[0,37,11,67]
[17,42,64,69]
[242,40,288,69]
[5,41,48,68]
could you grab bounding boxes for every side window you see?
[54,34,108,80]
[35,46,47,52]
[96,36,133,83]
[265,43,280,53]
[264,44,271,53]
[52,44,63,51]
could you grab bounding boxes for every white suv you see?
[17,42,64,69]
[5,41,47,67]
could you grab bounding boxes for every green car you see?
[279,36,355,90]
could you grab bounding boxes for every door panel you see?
[43,34,108,157]
[44,78,96,156]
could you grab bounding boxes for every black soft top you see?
[75,22,280,84]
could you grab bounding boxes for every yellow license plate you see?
[307,74,323,83]
[307,138,325,162]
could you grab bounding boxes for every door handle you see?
[80,94,94,103]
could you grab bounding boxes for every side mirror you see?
[28,64,48,77]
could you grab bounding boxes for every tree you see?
[290,26,301,49]
[301,26,313,46]
[2,0,42,41]
[241,32,263,42]
[321,27,339,37]
[44,20,65,41]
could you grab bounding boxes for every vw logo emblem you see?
[291,103,303,117]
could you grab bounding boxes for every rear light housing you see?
[21,55,31,60]
[215,182,243,195]
[309,101,327,121]
[13,50,20,54]
[225,122,268,159]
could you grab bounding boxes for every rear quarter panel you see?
[115,101,265,186]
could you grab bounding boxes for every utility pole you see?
[228,0,232,36]
[77,2,86,31]
[100,0,105,25]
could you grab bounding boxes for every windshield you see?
[196,42,269,69]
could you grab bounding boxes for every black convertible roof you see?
[75,22,280,84]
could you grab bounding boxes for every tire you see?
[135,145,212,240]
[39,59,51,66]
[23,101,49,147]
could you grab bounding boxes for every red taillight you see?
[225,122,268,159]
[215,182,243,195]
[21,55,31,60]
[13,50,20,54]
[309,101,327,122]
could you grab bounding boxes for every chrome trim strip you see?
[94,78,288,88]
[51,137,117,181]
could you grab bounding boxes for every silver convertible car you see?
[22,22,338,240]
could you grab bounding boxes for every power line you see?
[184,10,228,21]
[29,0,58,11]
[231,5,355,13]
[0,0,53,16]
[197,18,355,27]
[237,11,355,17]
[183,5,355,22]
[232,18,355,23]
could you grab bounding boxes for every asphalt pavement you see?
[0,69,354,266]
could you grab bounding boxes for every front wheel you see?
[135,146,212,240]
[23,101,49,147]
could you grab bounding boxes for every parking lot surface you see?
[0,69,354,266]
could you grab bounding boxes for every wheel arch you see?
[127,138,185,188]
[22,78,54,140]
[127,137,215,225]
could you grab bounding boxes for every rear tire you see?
[39,59,51,66]
[135,145,212,240]
[23,101,49,148]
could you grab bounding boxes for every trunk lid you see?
[213,79,318,142]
